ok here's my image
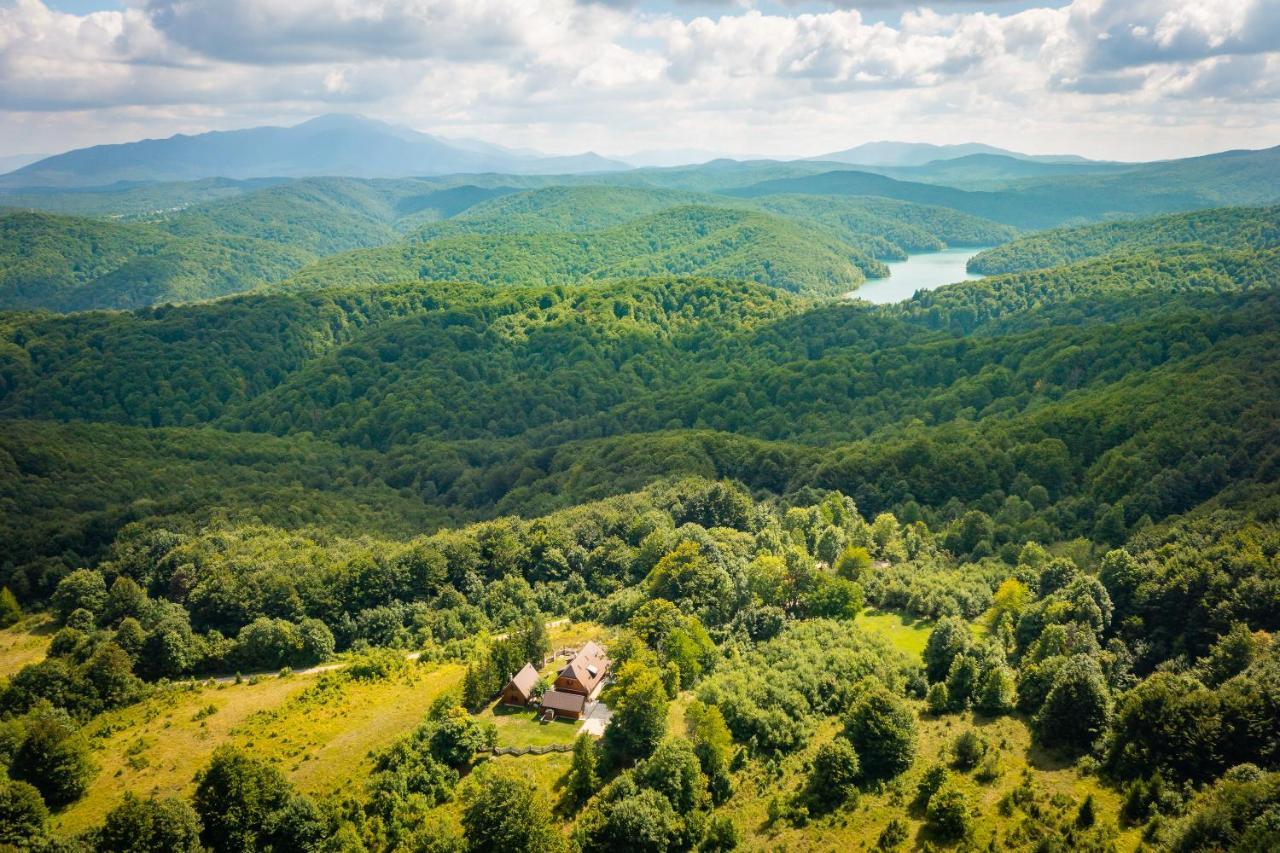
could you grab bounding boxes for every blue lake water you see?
[846,246,990,304]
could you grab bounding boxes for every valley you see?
[0,112,1278,853]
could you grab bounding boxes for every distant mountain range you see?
[0,115,630,188]
[811,141,1098,167]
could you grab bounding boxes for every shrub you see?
[0,776,47,846]
[952,730,988,771]
[700,813,741,851]
[927,783,973,841]
[11,704,94,807]
[347,647,409,681]
[877,817,909,849]
[844,681,917,782]
[808,738,860,810]
[96,792,202,852]
[926,682,950,715]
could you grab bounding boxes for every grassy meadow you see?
[722,710,1137,851]
[50,620,612,838]
[55,662,466,835]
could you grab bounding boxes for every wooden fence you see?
[491,743,574,757]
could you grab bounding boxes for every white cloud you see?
[0,0,1276,160]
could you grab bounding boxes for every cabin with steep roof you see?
[500,662,540,707]
[553,640,610,697]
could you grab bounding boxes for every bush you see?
[0,587,21,628]
[975,751,1002,784]
[926,682,950,715]
[952,730,988,771]
[700,813,741,851]
[347,647,409,681]
[927,783,973,841]
[0,776,47,846]
[844,681,917,781]
[11,704,94,807]
[877,817,909,849]
[808,738,860,810]
[915,763,949,808]
[96,792,202,852]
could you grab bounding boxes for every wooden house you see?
[500,662,540,707]
[539,689,587,719]
[553,641,610,697]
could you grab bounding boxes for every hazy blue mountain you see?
[0,152,46,173]
[813,140,1094,167]
[868,153,1132,188]
[0,114,630,188]
[731,144,1280,228]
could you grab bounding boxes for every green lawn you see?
[855,608,935,662]
[478,701,582,748]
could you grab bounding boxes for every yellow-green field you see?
[45,614,1146,850]
[721,709,1139,851]
[52,619,611,837]
[54,660,465,835]
[854,608,934,662]
[0,614,54,677]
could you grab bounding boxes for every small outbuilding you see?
[500,662,540,707]
[539,689,587,720]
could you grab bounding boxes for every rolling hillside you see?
[285,205,887,296]
[0,211,312,312]
[968,205,1280,274]
[731,145,1280,228]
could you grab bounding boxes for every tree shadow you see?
[26,615,58,637]
[1025,740,1077,772]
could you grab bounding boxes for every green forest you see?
[0,153,1278,852]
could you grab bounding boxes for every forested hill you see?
[5,145,1278,312]
[2,181,1280,851]
[0,179,1016,311]
[730,146,1280,229]
[0,211,313,312]
[3,234,1278,590]
[968,205,1280,274]
[284,206,886,296]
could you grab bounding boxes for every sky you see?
[1,0,1277,162]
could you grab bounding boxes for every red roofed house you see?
[540,641,611,720]
[500,663,540,707]
[554,641,610,697]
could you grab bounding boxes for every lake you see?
[846,246,989,304]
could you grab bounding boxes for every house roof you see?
[558,641,610,694]
[540,689,586,714]
[506,663,539,698]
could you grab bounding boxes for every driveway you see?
[578,699,612,737]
